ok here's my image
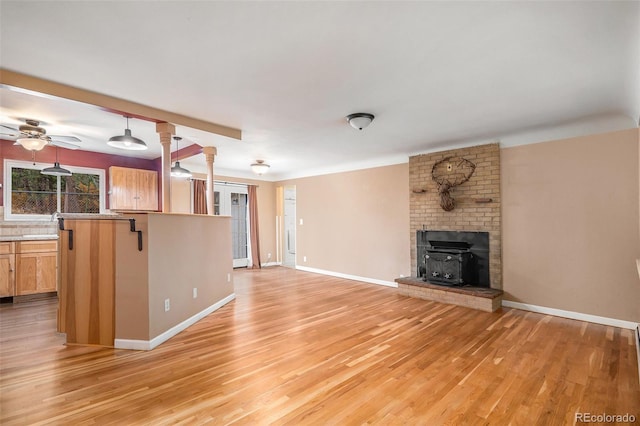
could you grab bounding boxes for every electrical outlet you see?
[299,218,303,225]
[193,288,197,299]
[303,256,307,263]
[268,253,272,259]
[164,299,170,312]
[227,273,231,282]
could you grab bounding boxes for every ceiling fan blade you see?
[1,131,19,139]
[49,135,81,143]
[50,140,80,150]
[1,124,19,131]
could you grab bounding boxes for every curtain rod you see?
[189,178,257,188]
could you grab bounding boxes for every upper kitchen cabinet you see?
[109,166,158,211]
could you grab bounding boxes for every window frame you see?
[3,159,106,221]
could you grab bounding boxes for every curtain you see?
[248,185,261,269]
[193,179,207,214]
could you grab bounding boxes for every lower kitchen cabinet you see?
[16,251,57,295]
[0,242,16,297]
[0,240,58,297]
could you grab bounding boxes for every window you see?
[4,160,105,220]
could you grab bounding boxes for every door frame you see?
[216,183,249,268]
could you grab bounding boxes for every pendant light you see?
[107,116,147,150]
[170,136,192,178]
[41,146,72,176]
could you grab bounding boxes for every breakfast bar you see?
[57,212,234,350]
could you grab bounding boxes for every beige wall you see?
[501,128,640,322]
[147,213,233,338]
[115,213,234,341]
[168,173,277,267]
[170,177,191,214]
[115,217,150,340]
[278,163,411,282]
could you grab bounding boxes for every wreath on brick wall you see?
[431,156,476,211]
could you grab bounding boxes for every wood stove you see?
[417,230,490,287]
[424,241,474,286]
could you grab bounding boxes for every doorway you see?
[214,183,249,268]
[282,186,296,268]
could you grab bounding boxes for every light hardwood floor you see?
[1,267,638,425]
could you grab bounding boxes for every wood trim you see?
[167,143,204,162]
[0,242,15,255]
[0,69,242,140]
[16,240,57,253]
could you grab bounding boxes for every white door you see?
[283,186,296,267]
[214,183,249,268]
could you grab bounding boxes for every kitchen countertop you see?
[0,235,59,242]
[58,213,122,219]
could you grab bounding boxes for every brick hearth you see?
[395,277,503,312]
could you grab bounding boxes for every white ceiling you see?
[1,1,638,181]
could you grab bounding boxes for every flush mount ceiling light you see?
[346,113,375,130]
[41,146,72,176]
[16,137,49,151]
[251,160,270,175]
[170,136,192,178]
[107,116,147,150]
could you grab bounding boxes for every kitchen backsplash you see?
[0,207,58,236]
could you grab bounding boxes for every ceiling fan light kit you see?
[16,137,48,151]
[108,116,148,150]
[251,160,270,175]
[346,113,375,130]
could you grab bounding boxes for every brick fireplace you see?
[398,143,502,311]
[409,143,502,289]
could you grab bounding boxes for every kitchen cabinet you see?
[15,240,58,295]
[0,242,16,297]
[109,166,158,211]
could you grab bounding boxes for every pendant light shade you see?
[346,113,375,130]
[170,136,192,178]
[17,137,48,151]
[108,116,147,150]
[251,160,270,175]
[41,162,72,176]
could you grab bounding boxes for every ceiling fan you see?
[0,118,82,150]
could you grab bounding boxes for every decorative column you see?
[156,122,175,213]
[202,146,217,215]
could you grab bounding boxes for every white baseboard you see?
[114,293,236,351]
[295,265,398,288]
[261,261,281,267]
[502,300,638,330]
[635,325,640,385]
